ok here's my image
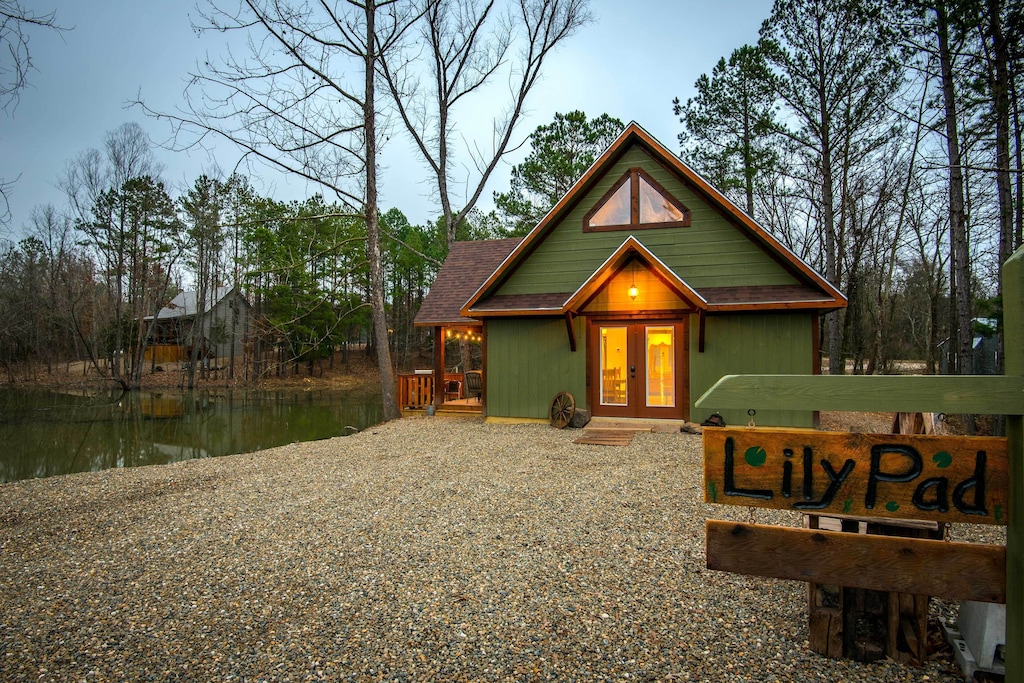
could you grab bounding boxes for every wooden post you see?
[433,326,445,407]
[1004,246,1023,683]
[802,515,945,663]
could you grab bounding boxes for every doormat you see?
[573,429,635,446]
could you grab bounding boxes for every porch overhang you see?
[561,236,707,314]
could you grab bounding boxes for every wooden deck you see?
[398,372,483,414]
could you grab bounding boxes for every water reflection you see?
[0,387,383,483]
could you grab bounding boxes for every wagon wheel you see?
[549,391,575,429]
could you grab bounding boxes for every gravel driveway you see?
[0,416,981,681]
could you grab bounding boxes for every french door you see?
[590,320,687,420]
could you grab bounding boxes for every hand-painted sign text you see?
[703,428,1009,525]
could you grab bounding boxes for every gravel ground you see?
[0,416,1000,682]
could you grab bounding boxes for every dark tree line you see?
[0,123,513,387]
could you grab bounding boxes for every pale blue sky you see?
[1,0,771,238]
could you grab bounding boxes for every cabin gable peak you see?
[460,122,846,318]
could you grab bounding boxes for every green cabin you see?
[414,123,846,427]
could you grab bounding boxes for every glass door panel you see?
[590,320,686,420]
[645,326,675,407]
[599,326,628,406]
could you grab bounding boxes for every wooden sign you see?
[703,427,1009,525]
[706,520,1007,603]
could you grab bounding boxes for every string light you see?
[445,329,482,343]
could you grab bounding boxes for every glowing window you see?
[589,180,631,227]
[645,326,675,408]
[639,175,685,223]
[584,167,690,232]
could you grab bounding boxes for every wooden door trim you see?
[587,318,689,420]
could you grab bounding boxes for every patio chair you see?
[444,379,462,401]
[464,370,482,402]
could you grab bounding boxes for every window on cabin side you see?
[584,167,690,232]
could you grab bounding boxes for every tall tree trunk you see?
[1012,65,1023,251]
[365,1,400,421]
[988,0,1013,380]
[742,104,756,218]
[821,137,843,375]
[936,4,973,376]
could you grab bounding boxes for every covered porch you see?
[411,237,524,415]
[399,367,483,417]
[399,325,485,414]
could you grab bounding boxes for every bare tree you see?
[380,0,591,247]
[139,0,428,420]
[905,178,949,374]
[0,1,66,223]
[60,123,180,389]
[23,204,80,373]
[976,0,1022,388]
[934,3,974,376]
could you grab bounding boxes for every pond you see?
[0,387,384,483]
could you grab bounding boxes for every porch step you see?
[435,403,482,413]
[573,429,636,447]
[586,417,692,433]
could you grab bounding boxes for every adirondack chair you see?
[464,371,482,402]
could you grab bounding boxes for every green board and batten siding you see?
[689,313,816,428]
[494,148,799,297]
[485,316,587,419]
[485,312,814,425]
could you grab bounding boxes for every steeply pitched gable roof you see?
[461,122,846,317]
[148,286,248,321]
[414,238,523,326]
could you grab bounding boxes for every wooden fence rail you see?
[398,372,465,409]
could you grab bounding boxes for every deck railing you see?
[398,372,465,409]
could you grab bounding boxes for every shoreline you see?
[0,416,997,681]
[2,354,385,393]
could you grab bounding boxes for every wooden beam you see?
[706,520,1006,603]
[698,310,705,353]
[564,312,577,352]
[433,326,444,407]
[695,374,1024,415]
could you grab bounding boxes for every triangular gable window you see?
[589,181,631,227]
[584,167,690,232]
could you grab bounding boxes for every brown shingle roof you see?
[465,283,840,316]
[468,292,573,314]
[701,284,838,309]
[414,238,523,326]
